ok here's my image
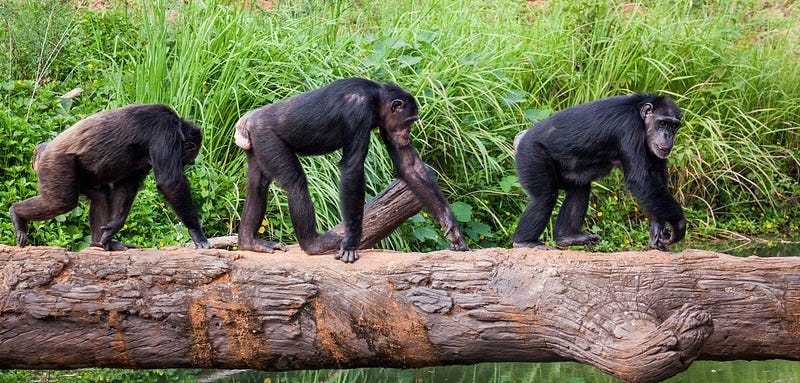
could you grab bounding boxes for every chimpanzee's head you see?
[378,84,419,147]
[180,120,203,165]
[640,96,682,159]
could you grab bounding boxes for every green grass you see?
[0,0,797,252]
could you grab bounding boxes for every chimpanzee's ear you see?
[640,103,654,120]
[391,99,404,112]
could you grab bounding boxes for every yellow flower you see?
[596,211,603,217]
[422,212,429,218]
[479,235,485,240]
[15,80,21,85]
[613,195,618,201]
[87,63,94,69]
[766,223,773,229]
[200,185,206,190]
[634,206,639,212]
[505,211,510,216]
[612,220,617,225]
[93,79,98,84]
[262,219,268,226]
[232,246,239,251]
[159,242,164,247]
[258,226,266,234]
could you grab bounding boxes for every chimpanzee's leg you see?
[512,146,558,250]
[9,155,80,247]
[553,184,602,249]
[238,151,288,253]
[251,129,340,255]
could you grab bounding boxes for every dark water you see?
[196,359,800,383]
[701,240,800,257]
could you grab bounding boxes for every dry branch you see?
[1,245,799,382]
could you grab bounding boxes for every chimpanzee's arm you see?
[622,150,685,248]
[381,130,469,251]
[335,130,371,263]
[149,136,211,249]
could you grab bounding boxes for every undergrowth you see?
[0,0,797,252]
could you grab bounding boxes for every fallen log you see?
[202,179,423,251]
[0,244,798,383]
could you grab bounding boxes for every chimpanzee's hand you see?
[665,217,686,246]
[335,247,359,263]
[189,229,212,249]
[443,214,469,251]
[648,219,669,251]
[444,219,469,251]
[9,207,28,247]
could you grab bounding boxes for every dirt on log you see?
[0,244,799,383]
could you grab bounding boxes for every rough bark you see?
[1,245,799,382]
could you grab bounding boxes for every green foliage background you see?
[1,0,798,252]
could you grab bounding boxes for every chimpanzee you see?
[513,94,686,251]
[234,77,469,263]
[10,104,212,250]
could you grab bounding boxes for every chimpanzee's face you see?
[641,102,682,159]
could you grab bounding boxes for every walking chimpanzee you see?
[10,104,212,250]
[234,78,469,263]
[513,94,685,251]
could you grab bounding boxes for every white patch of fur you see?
[344,93,366,105]
[513,129,528,155]
[234,115,252,150]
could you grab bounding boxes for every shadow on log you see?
[1,244,799,382]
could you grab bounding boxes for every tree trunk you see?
[1,244,799,383]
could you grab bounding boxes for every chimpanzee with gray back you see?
[234,77,469,263]
[10,104,212,250]
[513,94,685,251]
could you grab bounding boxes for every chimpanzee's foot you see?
[91,241,137,251]
[555,232,602,249]
[301,231,342,255]
[513,241,554,250]
[238,238,288,253]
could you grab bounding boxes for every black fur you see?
[513,94,685,251]
[235,78,469,262]
[9,104,211,250]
